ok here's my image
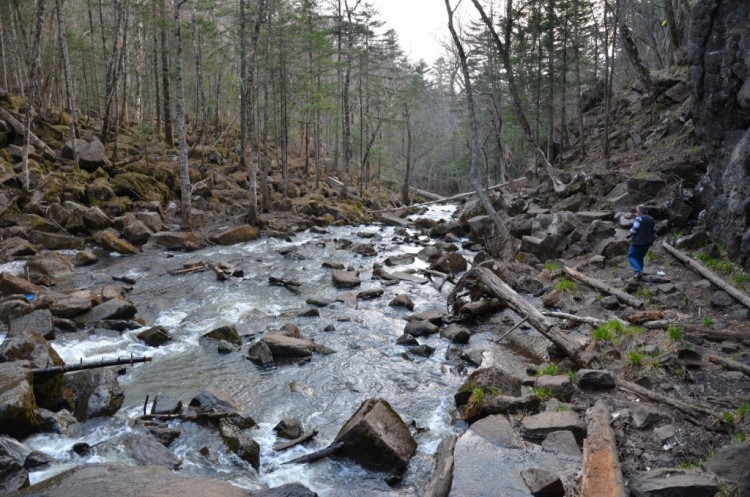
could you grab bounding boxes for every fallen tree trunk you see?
[283,441,343,465]
[0,107,56,158]
[273,430,318,452]
[581,400,626,497]
[708,354,750,377]
[543,311,627,327]
[615,378,714,427]
[33,355,152,376]
[661,241,750,310]
[451,266,590,367]
[409,186,445,202]
[563,266,645,309]
[423,435,457,497]
[642,320,750,342]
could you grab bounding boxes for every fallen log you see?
[423,435,457,497]
[563,266,645,309]
[642,321,750,342]
[273,430,318,452]
[0,107,56,158]
[615,378,714,427]
[409,186,445,202]
[456,298,505,318]
[283,441,344,465]
[661,241,750,310]
[708,354,750,377]
[168,262,208,276]
[450,266,590,367]
[581,400,626,497]
[543,311,628,327]
[33,355,152,376]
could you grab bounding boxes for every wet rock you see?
[8,464,251,497]
[430,252,468,274]
[143,424,182,447]
[306,297,335,307]
[98,433,181,469]
[0,452,29,493]
[577,369,615,389]
[356,288,383,300]
[201,325,242,347]
[417,245,442,262]
[0,237,37,257]
[24,450,55,469]
[404,320,438,337]
[0,273,42,298]
[219,418,260,470]
[389,294,415,311]
[520,411,586,443]
[84,206,113,230]
[0,331,65,410]
[333,398,416,472]
[210,225,258,246]
[703,441,750,485]
[408,310,445,325]
[351,243,377,256]
[440,323,471,344]
[0,362,41,438]
[189,388,240,417]
[151,394,183,415]
[480,394,541,417]
[74,250,98,266]
[455,367,523,407]
[74,298,137,325]
[261,333,315,358]
[120,215,153,245]
[49,296,92,319]
[25,253,74,282]
[96,229,139,255]
[396,334,418,346]
[247,340,274,366]
[273,418,303,439]
[332,270,360,288]
[322,260,345,270]
[521,468,565,496]
[628,468,719,497]
[409,344,435,357]
[143,231,200,251]
[385,253,415,266]
[9,310,53,338]
[137,326,174,347]
[542,431,582,461]
[64,369,124,421]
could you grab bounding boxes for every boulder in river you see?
[333,398,416,472]
[246,340,274,366]
[0,273,42,298]
[64,369,124,421]
[97,433,181,469]
[388,294,415,311]
[261,333,315,358]
[332,270,360,288]
[454,367,523,407]
[201,325,242,347]
[210,225,258,245]
[0,331,65,410]
[143,231,200,251]
[0,361,41,438]
[137,326,174,347]
[25,253,74,283]
[219,419,260,470]
[74,298,137,325]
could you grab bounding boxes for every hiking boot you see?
[634,272,643,280]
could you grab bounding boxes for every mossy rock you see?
[111,172,171,203]
[0,360,41,438]
[0,201,21,228]
[34,173,68,204]
[0,94,27,112]
[18,213,59,234]
[129,161,179,191]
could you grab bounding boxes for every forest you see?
[0,0,693,210]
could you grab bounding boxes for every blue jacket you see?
[630,215,656,246]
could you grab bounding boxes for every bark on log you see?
[283,441,344,465]
[615,378,714,427]
[456,298,505,318]
[33,355,152,376]
[273,430,318,452]
[708,354,750,377]
[661,241,750,310]
[451,266,589,367]
[563,266,645,309]
[409,186,445,202]
[581,400,626,497]
[642,321,750,342]
[423,435,457,497]
[0,107,56,158]
[543,311,628,327]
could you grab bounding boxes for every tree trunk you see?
[101,0,124,142]
[279,10,289,199]
[86,0,101,118]
[153,32,161,138]
[447,0,515,258]
[546,0,555,164]
[0,13,8,92]
[133,13,144,123]
[619,23,653,96]
[573,0,586,159]
[22,0,46,193]
[160,0,173,147]
[563,266,645,309]
[401,103,411,205]
[174,0,191,230]
[55,0,78,166]
[581,401,627,497]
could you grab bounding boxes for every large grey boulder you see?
[64,369,124,421]
[83,206,113,230]
[333,398,416,472]
[96,433,180,469]
[137,326,174,347]
[76,139,108,171]
[0,331,65,410]
[520,411,586,443]
[0,273,42,298]
[703,441,750,485]
[9,310,54,338]
[261,333,314,358]
[49,296,92,319]
[332,270,360,288]
[210,225,258,246]
[454,367,523,407]
[246,341,274,366]
[201,325,242,347]
[74,298,137,325]
[25,253,74,283]
[188,388,240,417]
[143,231,200,251]
[0,436,30,493]
[404,320,438,337]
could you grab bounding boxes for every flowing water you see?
[11,205,523,496]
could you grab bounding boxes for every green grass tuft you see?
[554,278,577,293]
[668,326,685,342]
[537,364,559,376]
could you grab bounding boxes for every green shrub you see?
[544,262,561,271]
[702,316,714,328]
[537,364,559,376]
[626,350,645,367]
[668,326,685,342]
[732,432,746,443]
[592,326,613,342]
[530,386,553,401]
[554,279,577,293]
[738,402,750,418]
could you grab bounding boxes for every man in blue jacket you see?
[626,205,656,280]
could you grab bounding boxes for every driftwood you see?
[33,355,151,376]
[615,378,714,427]
[423,435,457,497]
[642,320,750,342]
[409,186,445,202]
[563,266,645,309]
[581,400,626,497]
[0,107,56,158]
[662,241,750,310]
[167,261,208,276]
[450,266,590,367]
[273,430,319,452]
[542,311,627,327]
[283,441,344,465]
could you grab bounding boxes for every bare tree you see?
[400,102,411,205]
[55,0,78,166]
[22,0,46,194]
[160,0,174,147]
[174,0,191,229]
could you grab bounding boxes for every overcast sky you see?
[370,0,450,65]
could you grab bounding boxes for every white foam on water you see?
[153,310,189,328]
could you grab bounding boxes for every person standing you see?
[626,205,656,280]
